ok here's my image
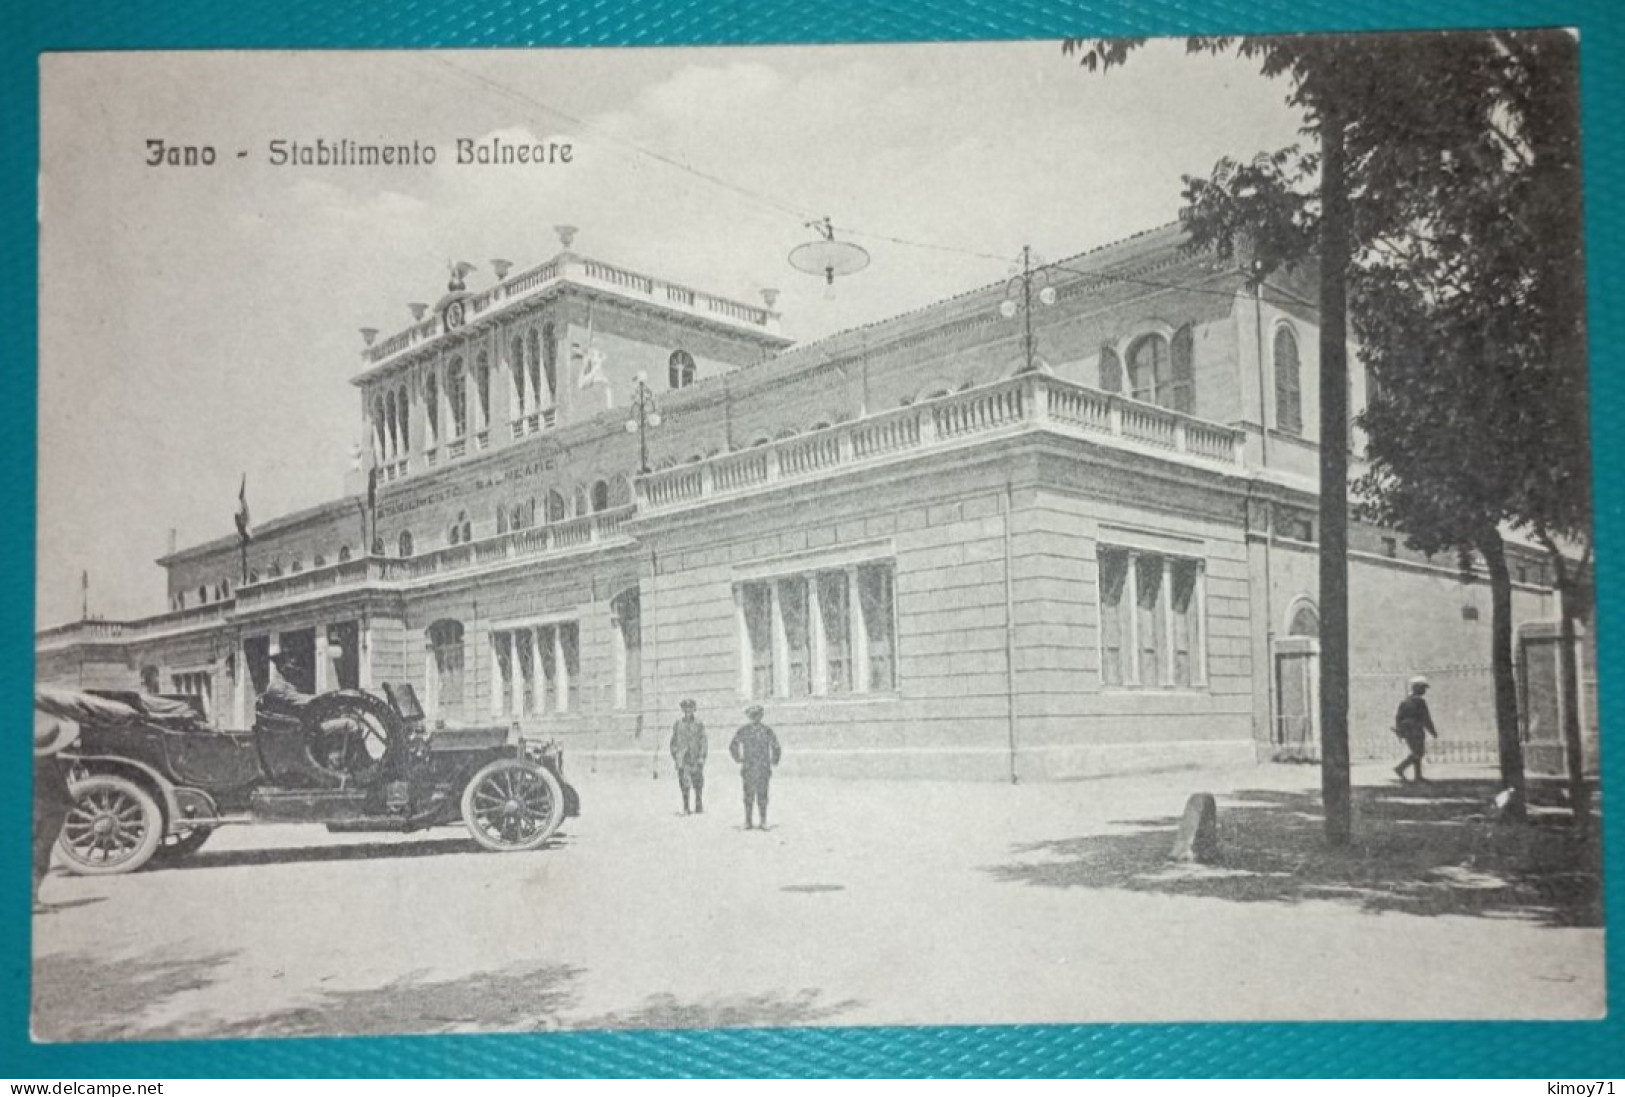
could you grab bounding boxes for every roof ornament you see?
[555,224,578,250]
[359,327,379,347]
[789,217,869,300]
[408,302,428,322]
[447,261,476,293]
[491,259,513,282]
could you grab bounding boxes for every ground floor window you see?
[170,671,212,720]
[1098,546,1205,688]
[490,621,580,717]
[737,562,897,699]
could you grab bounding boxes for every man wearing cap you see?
[33,701,81,913]
[1393,675,1439,783]
[670,699,708,815]
[730,705,783,830]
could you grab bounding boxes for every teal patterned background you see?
[2,0,1619,1077]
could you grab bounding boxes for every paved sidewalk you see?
[32,761,1605,1040]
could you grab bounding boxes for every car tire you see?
[57,774,165,876]
[461,758,566,853]
[300,690,404,787]
[152,826,214,862]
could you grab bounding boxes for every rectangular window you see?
[779,577,812,696]
[738,563,897,698]
[491,622,578,715]
[1135,556,1165,686]
[742,584,775,699]
[1097,546,1205,689]
[1098,549,1128,686]
[818,571,852,694]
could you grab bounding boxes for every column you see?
[423,640,439,722]
[510,630,527,717]
[314,633,329,693]
[1162,557,1177,687]
[1194,566,1209,687]
[770,581,788,698]
[809,574,828,696]
[613,616,629,710]
[528,628,545,715]
[233,643,248,727]
[735,588,751,697]
[490,632,504,717]
[849,567,869,694]
[553,625,570,714]
[1124,553,1141,686]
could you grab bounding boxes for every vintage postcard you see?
[32,36,1602,1041]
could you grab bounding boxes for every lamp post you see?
[999,246,1058,373]
[624,371,663,474]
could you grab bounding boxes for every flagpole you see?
[81,571,88,621]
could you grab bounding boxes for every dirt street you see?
[32,762,1605,1041]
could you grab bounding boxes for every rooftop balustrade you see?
[635,372,1246,513]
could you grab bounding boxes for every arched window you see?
[398,530,414,557]
[1288,601,1319,638]
[546,489,567,523]
[423,372,440,444]
[511,504,527,530]
[338,545,352,563]
[248,568,260,584]
[669,350,696,389]
[385,391,399,457]
[290,559,303,573]
[427,619,466,718]
[221,579,231,598]
[449,521,461,545]
[268,559,283,579]
[541,322,558,400]
[446,358,468,437]
[573,486,590,517]
[510,334,528,415]
[526,329,543,409]
[1127,333,1170,405]
[497,507,509,535]
[313,553,326,568]
[397,385,410,451]
[750,436,770,448]
[372,396,387,459]
[197,585,207,604]
[609,474,633,507]
[371,535,385,556]
[590,479,610,513]
[1274,325,1303,435]
[474,352,492,431]
[1167,325,1195,413]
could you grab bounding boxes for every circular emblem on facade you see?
[444,300,466,330]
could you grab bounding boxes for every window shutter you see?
[1170,325,1195,413]
[1099,345,1123,393]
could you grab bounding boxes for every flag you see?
[234,475,251,543]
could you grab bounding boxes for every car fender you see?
[60,751,183,831]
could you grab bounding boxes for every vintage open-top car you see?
[34,682,580,875]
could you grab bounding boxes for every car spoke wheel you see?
[461,758,565,852]
[57,775,163,875]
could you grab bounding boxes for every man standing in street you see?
[730,704,782,830]
[670,699,708,815]
[33,696,81,913]
[1393,675,1439,783]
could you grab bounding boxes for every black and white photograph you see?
[32,34,1602,1041]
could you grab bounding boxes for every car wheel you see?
[152,826,214,862]
[461,758,565,853]
[57,774,164,875]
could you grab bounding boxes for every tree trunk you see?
[1549,549,1591,831]
[1318,100,1352,847]
[1476,529,1526,812]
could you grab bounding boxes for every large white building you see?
[35,223,1599,779]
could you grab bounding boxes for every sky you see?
[37,41,1304,628]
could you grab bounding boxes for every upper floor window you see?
[669,350,696,390]
[446,359,468,437]
[397,385,410,451]
[542,323,559,400]
[338,545,352,563]
[1125,328,1195,413]
[590,479,611,513]
[197,585,208,604]
[1275,326,1303,435]
[1099,345,1123,393]
[398,531,415,557]
[424,372,440,444]
[474,352,492,431]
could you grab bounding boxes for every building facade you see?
[36,224,1600,780]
